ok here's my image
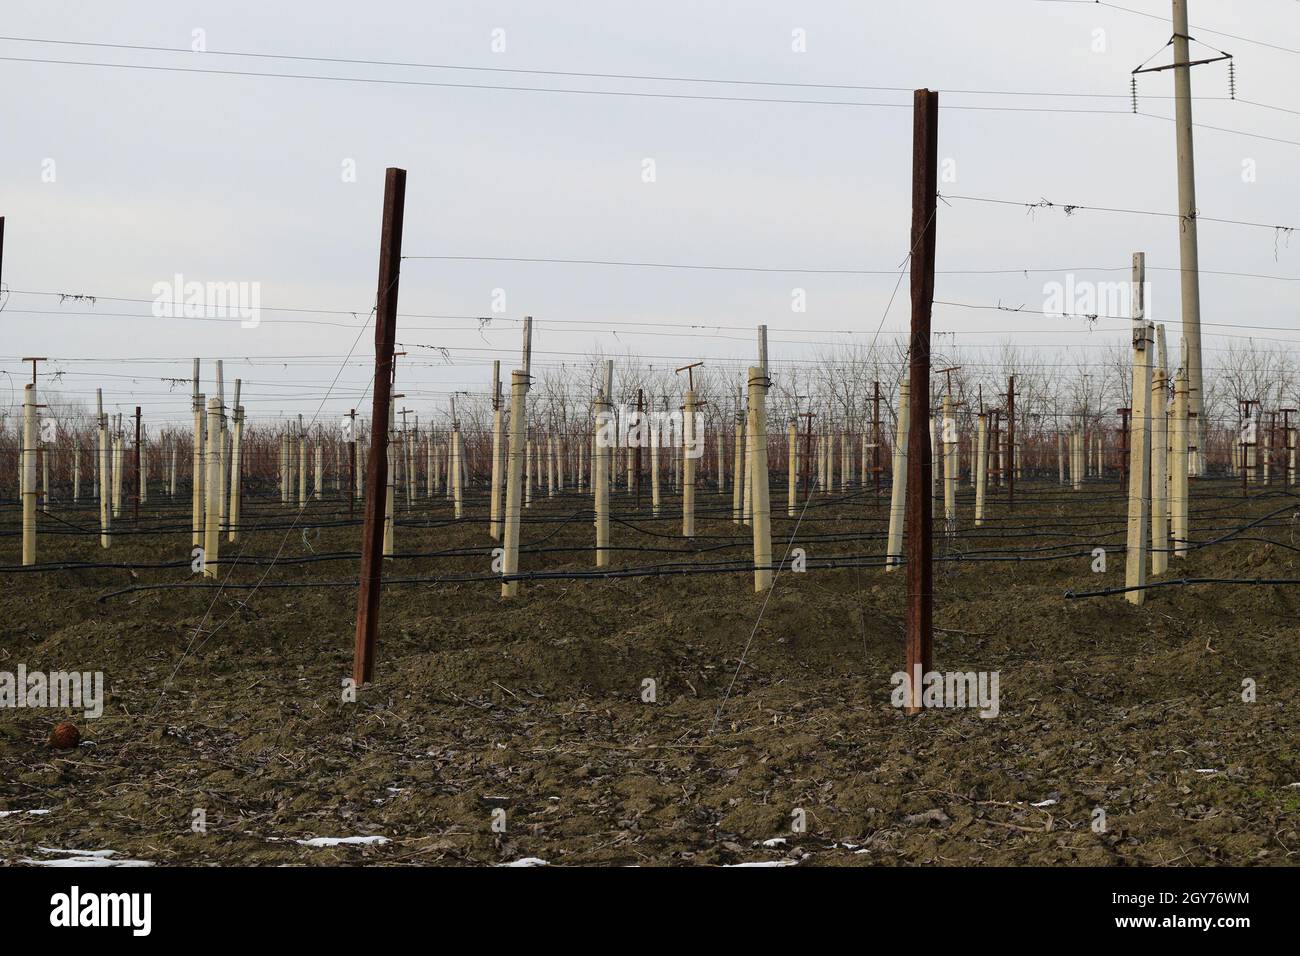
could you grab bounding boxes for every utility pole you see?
[1133,2,1230,476]
[353,167,406,687]
[1172,0,1205,474]
[905,88,938,715]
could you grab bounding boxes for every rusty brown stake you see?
[799,410,816,500]
[1006,375,1015,509]
[905,88,938,715]
[873,380,881,500]
[1118,407,1131,488]
[635,388,644,508]
[348,408,357,517]
[353,167,407,687]
[133,406,142,522]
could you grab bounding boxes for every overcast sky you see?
[2,0,1298,429]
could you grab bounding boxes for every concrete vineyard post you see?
[650,424,661,516]
[384,400,396,556]
[1171,370,1190,557]
[546,434,555,498]
[731,407,744,524]
[298,419,307,509]
[525,437,533,508]
[886,379,910,570]
[490,362,503,540]
[942,395,956,525]
[203,397,222,578]
[501,370,529,598]
[826,431,834,492]
[748,367,772,592]
[742,402,753,524]
[190,360,203,525]
[1151,366,1169,577]
[716,429,725,491]
[97,390,111,549]
[192,393,205,546]
[1124,320,1154,605]
[975,412,988,527]
[452,416,464,520]
[229,404,244,543]
[787,418,797,517]
[841,433,850,492]
[594,392,611,568]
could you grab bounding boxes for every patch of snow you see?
[0,809,52,817]
[725,859,799,868]
[1030,799,1058,808]
[760,838,787,847]
[1194,769,1219,775]
[295,836,390,847]
[498,857,549,867]
[25,848,151,867]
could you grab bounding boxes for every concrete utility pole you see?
[1172,1,1204,474]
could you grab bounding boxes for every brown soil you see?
[2,479,1298,866]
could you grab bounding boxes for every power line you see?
[940,192,1300,233]
[0,53,1135,114]
[0,32,1223,100]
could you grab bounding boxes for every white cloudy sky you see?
[1,0,1297,429]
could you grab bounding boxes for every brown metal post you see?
[353,167,406,687]
[133,406,142,522]
[905,88,938,715]
[1118,408,1131,488]
[348,408,357,517]
[873,380,881,500]
[635,388,644,508]
[1006,376,1015,509]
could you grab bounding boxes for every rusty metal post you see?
[1006,376,1015,509]
[635,388,644,508]
[1118,408,1132,488]
[873,380,881,500]
[348,408,357,518]
[353,167,406,687]
[133,406,142,523]
[905,88,938,714]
